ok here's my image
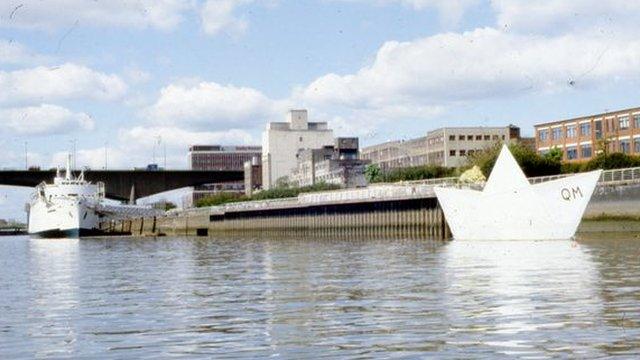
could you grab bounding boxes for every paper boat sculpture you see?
[434,145,601,240]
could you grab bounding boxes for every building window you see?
[635,138,640,153]
[449,135,455,141]
[538,129,549,141]
[595,120,602,139]
[449,150,456,156]
[459,149,466,156]
[484,135,490,140]
[299,136,303,142]
[567,146,578,160]
[492,135,499,140]
[634,115,640,128]
[619,116,630,129]
[459,135,465,141]
[581,144,592,158]
[551,128,562,140]
[501,135,505,140]
[468,149,475,155]
[620,139,631,154]
[467,135,473,141]
[580,123,591,136]
[475,135,482,140]
[566,125,577,138]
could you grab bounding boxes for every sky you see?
[1,0,640,220]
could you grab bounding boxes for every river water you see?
[1,233,639,358]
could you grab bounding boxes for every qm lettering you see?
[561,187,583,201]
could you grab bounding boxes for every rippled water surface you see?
[1,233,640,358]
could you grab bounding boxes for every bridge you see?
[0,170,244,201]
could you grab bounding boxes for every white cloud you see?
[201,0,252,36]
[491,0,640,33]
[0,63,127,104]
[0,0,194,30]
[0,104,94,135]
[297,27,640,109]
[0,39,49,65]
[142,80,285,129]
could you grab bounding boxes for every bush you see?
[581,152,640,171]
[196,192,248,207]
[368,164,454,183]
[467,142,562,177]
[195,182,342,207]
[364,164,382,183]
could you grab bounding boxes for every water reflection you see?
[0,235,638,358]
[442,240,604,357]
[27,238,81,358]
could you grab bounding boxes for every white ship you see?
[28,156,163,238]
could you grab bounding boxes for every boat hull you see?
[29,228,107,239]
[28,197,102,239]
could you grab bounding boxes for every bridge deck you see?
[0,170,244,200]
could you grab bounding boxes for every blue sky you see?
[1,0,640,219]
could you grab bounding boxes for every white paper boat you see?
[434,145,601,240]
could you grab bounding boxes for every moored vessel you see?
[27,156,163,238]
[27,157,105,238]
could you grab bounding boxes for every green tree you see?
[543,146,563,163]
[364,164,381,183]
[467,142,562,177]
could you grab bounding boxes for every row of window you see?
[620,138,640,154]
[448,134,506,141]
[539,123,593,140]
[617,114,640,129]
[449,149,482,157]
[541,138,640,160]
[539,115,640,141]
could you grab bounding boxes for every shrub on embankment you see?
[467,142,562,177]
[365,164,455,183]
[467,142,640,178]
[195,182,342,208]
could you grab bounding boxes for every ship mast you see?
[65,153,72,180]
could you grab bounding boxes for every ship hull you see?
[29,228,107,239]
[28,197,102,239]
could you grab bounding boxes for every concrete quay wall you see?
[584,183,640,219]
[100,196,450,240]
[97,180,640,239]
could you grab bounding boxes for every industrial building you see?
[361,125,521,171]
[534,107,640,162]
[288,137,370,188]
[186,145,262,206]
[262,109,334,189]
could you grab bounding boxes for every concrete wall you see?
[584,183,640,218]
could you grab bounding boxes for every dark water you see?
[1,233,639,359]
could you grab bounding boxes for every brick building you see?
[534,107,640,162]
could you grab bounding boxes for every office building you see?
[361,125,520,170]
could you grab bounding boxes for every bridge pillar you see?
[129,184,136,205]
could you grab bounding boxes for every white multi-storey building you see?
[361,125,522,170]
[262,110,334,189]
